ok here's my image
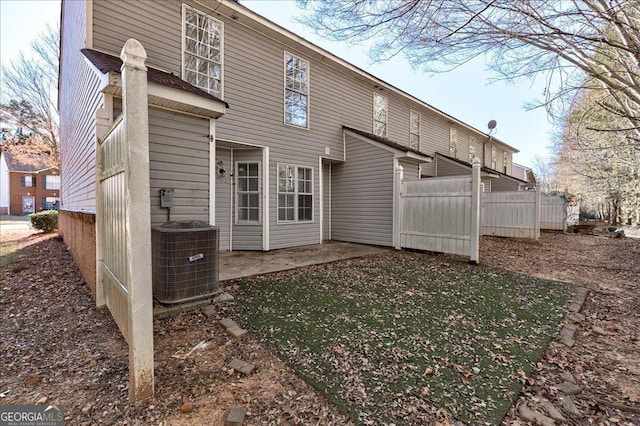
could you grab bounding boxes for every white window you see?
[373,93,388,137]
[468,136,476,163]
[284,52,309,128]
[449,127,457,158]
[503,151,508,173]
[409,110,420,150]
[491,147,497,169]
[278,164,313,223]
[236,162,260,223]
[44,175,60,190]
[22,175,34,187]
[182,5,223,98]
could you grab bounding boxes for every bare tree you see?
[530,154,557,194]
[298,1,640,144]
[1,24,59,169]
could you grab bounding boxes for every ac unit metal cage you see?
[151,220,219,304]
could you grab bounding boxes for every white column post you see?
[94,108,110,308]
[120,38,154,401]
[470,158,481,264]
[393,164,404,250]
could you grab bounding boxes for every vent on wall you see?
[152,220,219,304]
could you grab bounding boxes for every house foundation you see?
[58,210,96,295]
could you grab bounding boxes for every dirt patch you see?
[1,230,638,424]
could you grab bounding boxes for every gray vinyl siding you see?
[231,149,262,250]
[490,176,522,192]
[322,163,331,240]
[215,148,232,251]
[481,177,492,192]
[436,157,472,178]
[88,0,520,250]
[331,135,394,246]
[148,108,210,225]
[60,0,103,212]
[398,159,421,181]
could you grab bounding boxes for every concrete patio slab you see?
[219,241,389,281]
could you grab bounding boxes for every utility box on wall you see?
[151,220,219,304]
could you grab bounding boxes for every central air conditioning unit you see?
[151,220,219,304]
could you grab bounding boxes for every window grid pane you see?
[373,94,388,137]
[410,111,420,150]
[184,6,222,98]
[285,53,309,128]
[469,136,476,163]
[277,165,313,222]
[236,162,260,223]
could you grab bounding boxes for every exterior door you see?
[22,196,35,214]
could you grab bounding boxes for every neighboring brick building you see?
[0,151,60,215]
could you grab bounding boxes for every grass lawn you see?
[234,251,572,425]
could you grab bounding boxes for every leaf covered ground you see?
[0,229,638,425]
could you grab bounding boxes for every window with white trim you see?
[449,127,457,158]
[409,110,420,150]
[503,151,509,173]
[284,52,309,128]
[373,93,388,137]
[491,147,497,169]
[44,175,60,190]
[278,164,313,223]
[468,136,476,163]
[236,162,260,223]
[182,5,223,98]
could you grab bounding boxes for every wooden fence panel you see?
[541,195,567,230]
[482,191,540,239]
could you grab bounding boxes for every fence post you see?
[94,108,110,309]
[394,165,404,250]
[120,38,154,401]
[534,189,541,239]
[470,158,481,264]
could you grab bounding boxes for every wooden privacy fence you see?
[481,191,541,239]
[395,159,481,262]
[95,39,154,401]
[541,195,567,230]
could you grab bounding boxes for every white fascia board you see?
[396,151,433,163]
[204,0,518,153]
[147,82,227,118]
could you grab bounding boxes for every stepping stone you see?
[566,312,585,323]
[559,325,576,347]
[226,325,247,339]
[518,404,555,426]
[539,397,567,423]
[214,292,234,303]
[555,381,582,395]
[219,318,238,329]
[225,407,246,425]
[202,305,217,318]
[228,358,256,375]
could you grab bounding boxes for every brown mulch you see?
[0,230,638,425]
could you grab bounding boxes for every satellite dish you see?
[488,120,497,130]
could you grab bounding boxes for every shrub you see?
[30,210,58,232]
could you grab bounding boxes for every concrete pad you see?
[225,407,246,425]
[219,241,388,281]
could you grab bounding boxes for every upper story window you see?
[449,127,457,158]
[503,151,509,174]
[373,93,388,137]
[22,175,35,187]
[468,136,476,163]
[182,5,223,98]
[236,162,260,223]
[409,110,420,150]
[491,147,497,169]
[284,52,309,128]
[44,175,60,190]
[278,164,313,223]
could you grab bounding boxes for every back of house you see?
[59,0,525,292]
